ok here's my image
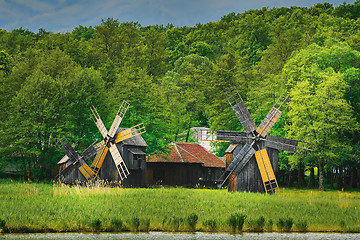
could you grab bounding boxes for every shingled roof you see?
[147,142,225,168]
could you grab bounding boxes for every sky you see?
[0,0,357,33]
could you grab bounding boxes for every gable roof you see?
[147,142,225,168]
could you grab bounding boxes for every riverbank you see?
[0,180,359,233]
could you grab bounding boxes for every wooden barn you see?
[225,142,279,193]
[146,142,225,187]
[98,128,147,187]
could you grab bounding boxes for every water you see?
[1,232,360,240]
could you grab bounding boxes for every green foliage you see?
[186,213,198,231]
[277,218,293,232]
[203,219,217,231]
[128,216,140,232]
[295,220,308,232]
[0,218,6,231]
[0,2,360,188]
[110,218,123,232]
[228,212,246,232]
[247,216,265,232]
[91,218,102,232]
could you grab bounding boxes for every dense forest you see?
[0,2,359,190]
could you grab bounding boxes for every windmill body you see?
[199,87,313,193]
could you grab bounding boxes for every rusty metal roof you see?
[147,142,225,168]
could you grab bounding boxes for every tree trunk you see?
[308,167,315,188]
[351,166,358,188]
[297,161,306,188]
[318,160,325,191]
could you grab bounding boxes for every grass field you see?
[0,180,359,233]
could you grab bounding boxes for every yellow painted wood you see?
[115,123,145,143]
[96,147,108,169]
[255,149,279,193]
[256,108,282,137]
[79,163,95,180]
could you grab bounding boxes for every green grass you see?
[0,180,359,233]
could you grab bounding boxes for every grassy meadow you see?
[0,180,359,233]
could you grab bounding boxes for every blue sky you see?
[0,0,356,33]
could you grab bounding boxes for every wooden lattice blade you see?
[90,105,108,139]
[56,136,81,162]
[216,130,253,144]
[109,143,129,180]
[219,143,256,186]
[224,88,256,133]
[256,107,282,137]
[81,140,101,162]
[115,123,145,143]
[264,135,313,157]
[108,100,130,138]
[78,160,95,180]
[254,149,279,194]
[91,143,108,171]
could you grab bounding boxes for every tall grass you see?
[0,180,359,233]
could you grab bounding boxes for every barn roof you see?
[147,142,225,168]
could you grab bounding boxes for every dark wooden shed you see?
[226,142,279,193]
[99,128,147,187]
[147,142,225,187]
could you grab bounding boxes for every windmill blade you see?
[108,100,130,138]
[81,139,101,162]
[256,94,290,137]
[90,105,108,139]
[216,130,253,144]
[198,129,252,144]
[224,87,256,133]
[254,148,279,194]
[109,143,130,180]
[219,143,256,187]
[264,135,313,157]
[115,123,146,143]
[56,136,81,162]
[90,141,109,173]
[78,159,95,180]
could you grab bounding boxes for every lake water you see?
[1,232,360,240]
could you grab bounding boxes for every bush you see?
[129,216,140,232]
[203,219,217,231]
[187,213,198,231]
[0,218,5,232]
[265,219,273,232]
[247,216,265,232]
[91,218,102,232]
[140,218,150,232]
[228,212,246,232]
[110,218,123,232]
[296,220,308,232]
[277,218,293,232]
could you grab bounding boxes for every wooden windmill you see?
[200,87,313,193]
[56,100,145,184]
[89,100,145,182]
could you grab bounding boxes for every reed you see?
[0,180,359,233]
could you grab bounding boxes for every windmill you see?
[199,87,313,193]
[56,100,145,184]
[89,100,145,182]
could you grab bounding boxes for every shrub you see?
[129,216,140,232]
[296,220,308,232]
[228,213,246,232]
[110,218,123,232]
[265,219,273,232]
[203,219,217,231]
[187,213,198,231]
[140,218,150,232]
[247,216,265,232]
[277,218,293,232]
[0,218,5,232]
[91,218,102,232]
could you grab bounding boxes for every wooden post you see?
[226,144,237,192]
